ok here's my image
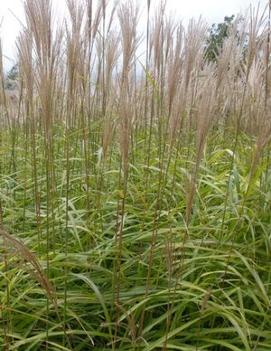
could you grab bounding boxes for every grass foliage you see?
[0,0,271,350]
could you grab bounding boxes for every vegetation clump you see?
[0,1,271,350]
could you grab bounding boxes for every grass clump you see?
[0,0,271,350]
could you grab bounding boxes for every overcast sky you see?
[0,0,266,70]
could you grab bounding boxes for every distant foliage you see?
[7,64,19,80]
[205,15,235,62]
[5,64,19,90]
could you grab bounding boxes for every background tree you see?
[5,64,18,90]
[205,15,235,62]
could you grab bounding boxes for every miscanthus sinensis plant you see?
[0,0,271,350]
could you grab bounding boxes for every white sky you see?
[0,0,266,70]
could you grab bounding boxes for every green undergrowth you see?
[0,125,271,350]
